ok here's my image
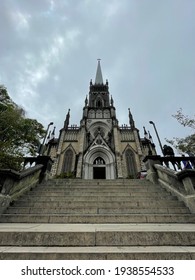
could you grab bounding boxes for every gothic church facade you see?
[47,61,156,179]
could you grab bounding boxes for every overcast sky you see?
[0,0,195,154]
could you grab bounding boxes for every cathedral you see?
[47,61,156,179]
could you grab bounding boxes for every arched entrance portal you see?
[83,148,116,179]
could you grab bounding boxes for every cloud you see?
[0,0,195,152]
[13,28,81,110]
[11,10,31,31]
[104,0,123,18]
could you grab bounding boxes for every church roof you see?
[95,59,103,84]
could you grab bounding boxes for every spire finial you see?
[46,131,51,143]
[51,126,56,139]
[85,95,88,106]
[143,126,149,139]
[148,131,153,143]
[95,59,103,84]
[129,108,135,128]
[64,108,70,130]
[110,95,114,106]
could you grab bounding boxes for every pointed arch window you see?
[97,99,102,108]
[95,97,104,108]
[126,149,137,178]
[63,149,73,173]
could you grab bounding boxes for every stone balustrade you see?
[143,155,195,213]
[0,156,53,214]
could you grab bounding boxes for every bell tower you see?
[81,60,117,179]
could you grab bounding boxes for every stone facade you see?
[46,61,156,179]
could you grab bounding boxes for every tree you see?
[0,85,45,170]
[166,108,195,155]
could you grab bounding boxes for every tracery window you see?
[126,149,137,178]
[63,149,73,173]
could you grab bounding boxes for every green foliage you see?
[166,134,195,155]
[172,108,195,130]
[0,85,45,170]
[166,108,195,154]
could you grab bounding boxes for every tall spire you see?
[95,59,103,84]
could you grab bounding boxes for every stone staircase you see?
[0,178,195,259]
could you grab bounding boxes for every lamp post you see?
[149,121,164,155]
[39,122,53,155]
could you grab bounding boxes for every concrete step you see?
[24,187,172,194]
[6,207,190,214]
[1,213,195,223]
[1,246,195,260]
[42,185,161,190]
[11,200,186,208]
[21,194,176,201]
[45,179,151,185]
[0,223,195,246]
[30,188,168,194]
[20,194,177,202]
[38,183,164,189]
[38,187,165,193]
[42,184,163,189]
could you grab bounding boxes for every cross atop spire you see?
[95,59,103,84]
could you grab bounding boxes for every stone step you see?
[44,180,157,187]
[0,223,195,246]
[12,200,186,208]
[43,183,161,188]
[32,187,167,192]
[23,192,174,198]
[39,183,162,188]
[1,246,195,260]
[44,185,157,189]
[6,206,190,214]
[20,194,177,202]
[31,187,168,194]
[1,213,195,223]
[39,187,164,193]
